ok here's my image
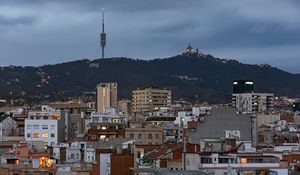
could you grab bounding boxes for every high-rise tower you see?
[96,83,118,113]
[100,9,106,59]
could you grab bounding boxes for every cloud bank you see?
[1,0,300,73]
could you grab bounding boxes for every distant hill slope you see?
[1,53,300,103]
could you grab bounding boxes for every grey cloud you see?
[0,15,36,27]
[0,0,300,73]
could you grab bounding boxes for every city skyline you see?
[1,1,300,174]
[1,0,300,73]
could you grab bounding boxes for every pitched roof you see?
[0,115,11,123]
[143,143,183,160]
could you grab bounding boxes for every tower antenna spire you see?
[102,9,104,32]
[100,8,106,59]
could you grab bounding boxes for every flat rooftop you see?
[189,107,251,143]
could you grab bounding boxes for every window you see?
[27,133,31,138]
[42,125,48,129]
[26,125,31,129]
[92,135,96,139]
[241,158,247,164]
[155,134,159,139]
[50,125,55,130]
[42,134,48,138]
[33,125,39,129]
[34,133,39,138]
[100,135,106,139]
[51,134,55,138]
[112,119,117,123]
[148,133,152,139]
[129,133,134,139]
[138,133,142,139]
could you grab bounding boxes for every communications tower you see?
[100,9,106,59]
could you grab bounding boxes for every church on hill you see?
[183,44,202,57]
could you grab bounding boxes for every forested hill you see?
[1,53,300,103]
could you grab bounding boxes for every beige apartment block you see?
[125,127,165,145]
[132,87,171,113]
[96,83,117,113]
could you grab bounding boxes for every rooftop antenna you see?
[100,8,106,59]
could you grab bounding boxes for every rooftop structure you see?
[233,80,254,94]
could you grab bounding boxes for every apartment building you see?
[96,83,118,113]
[24,110,66,146]
[232,93,274,114]
[132,87,171,114]
[86,108,127,141]
[233,80,254,93]
[125,127,165,145]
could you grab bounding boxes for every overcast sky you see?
[1,0,300,73]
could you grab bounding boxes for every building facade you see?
[233,80,254,93]
[96,83,118,113]
[0,115,18,141]
[125,128,165,145]
[118,99,132,115]
[232,93,274,114]
[132,87,171,114]
[24,110,65,146]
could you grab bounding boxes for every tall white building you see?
[96,83,118,113]
[25,109,66,146]
[232,93,274,114]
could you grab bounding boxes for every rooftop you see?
[133,168,208,175]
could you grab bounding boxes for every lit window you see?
[34,133,39,138]
[100,135,106,139]
[42,134,48,138]
[52,116,60,120]
[101,126,107,130]
[240,158,247,164]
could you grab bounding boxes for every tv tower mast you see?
[100,9,106,59]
